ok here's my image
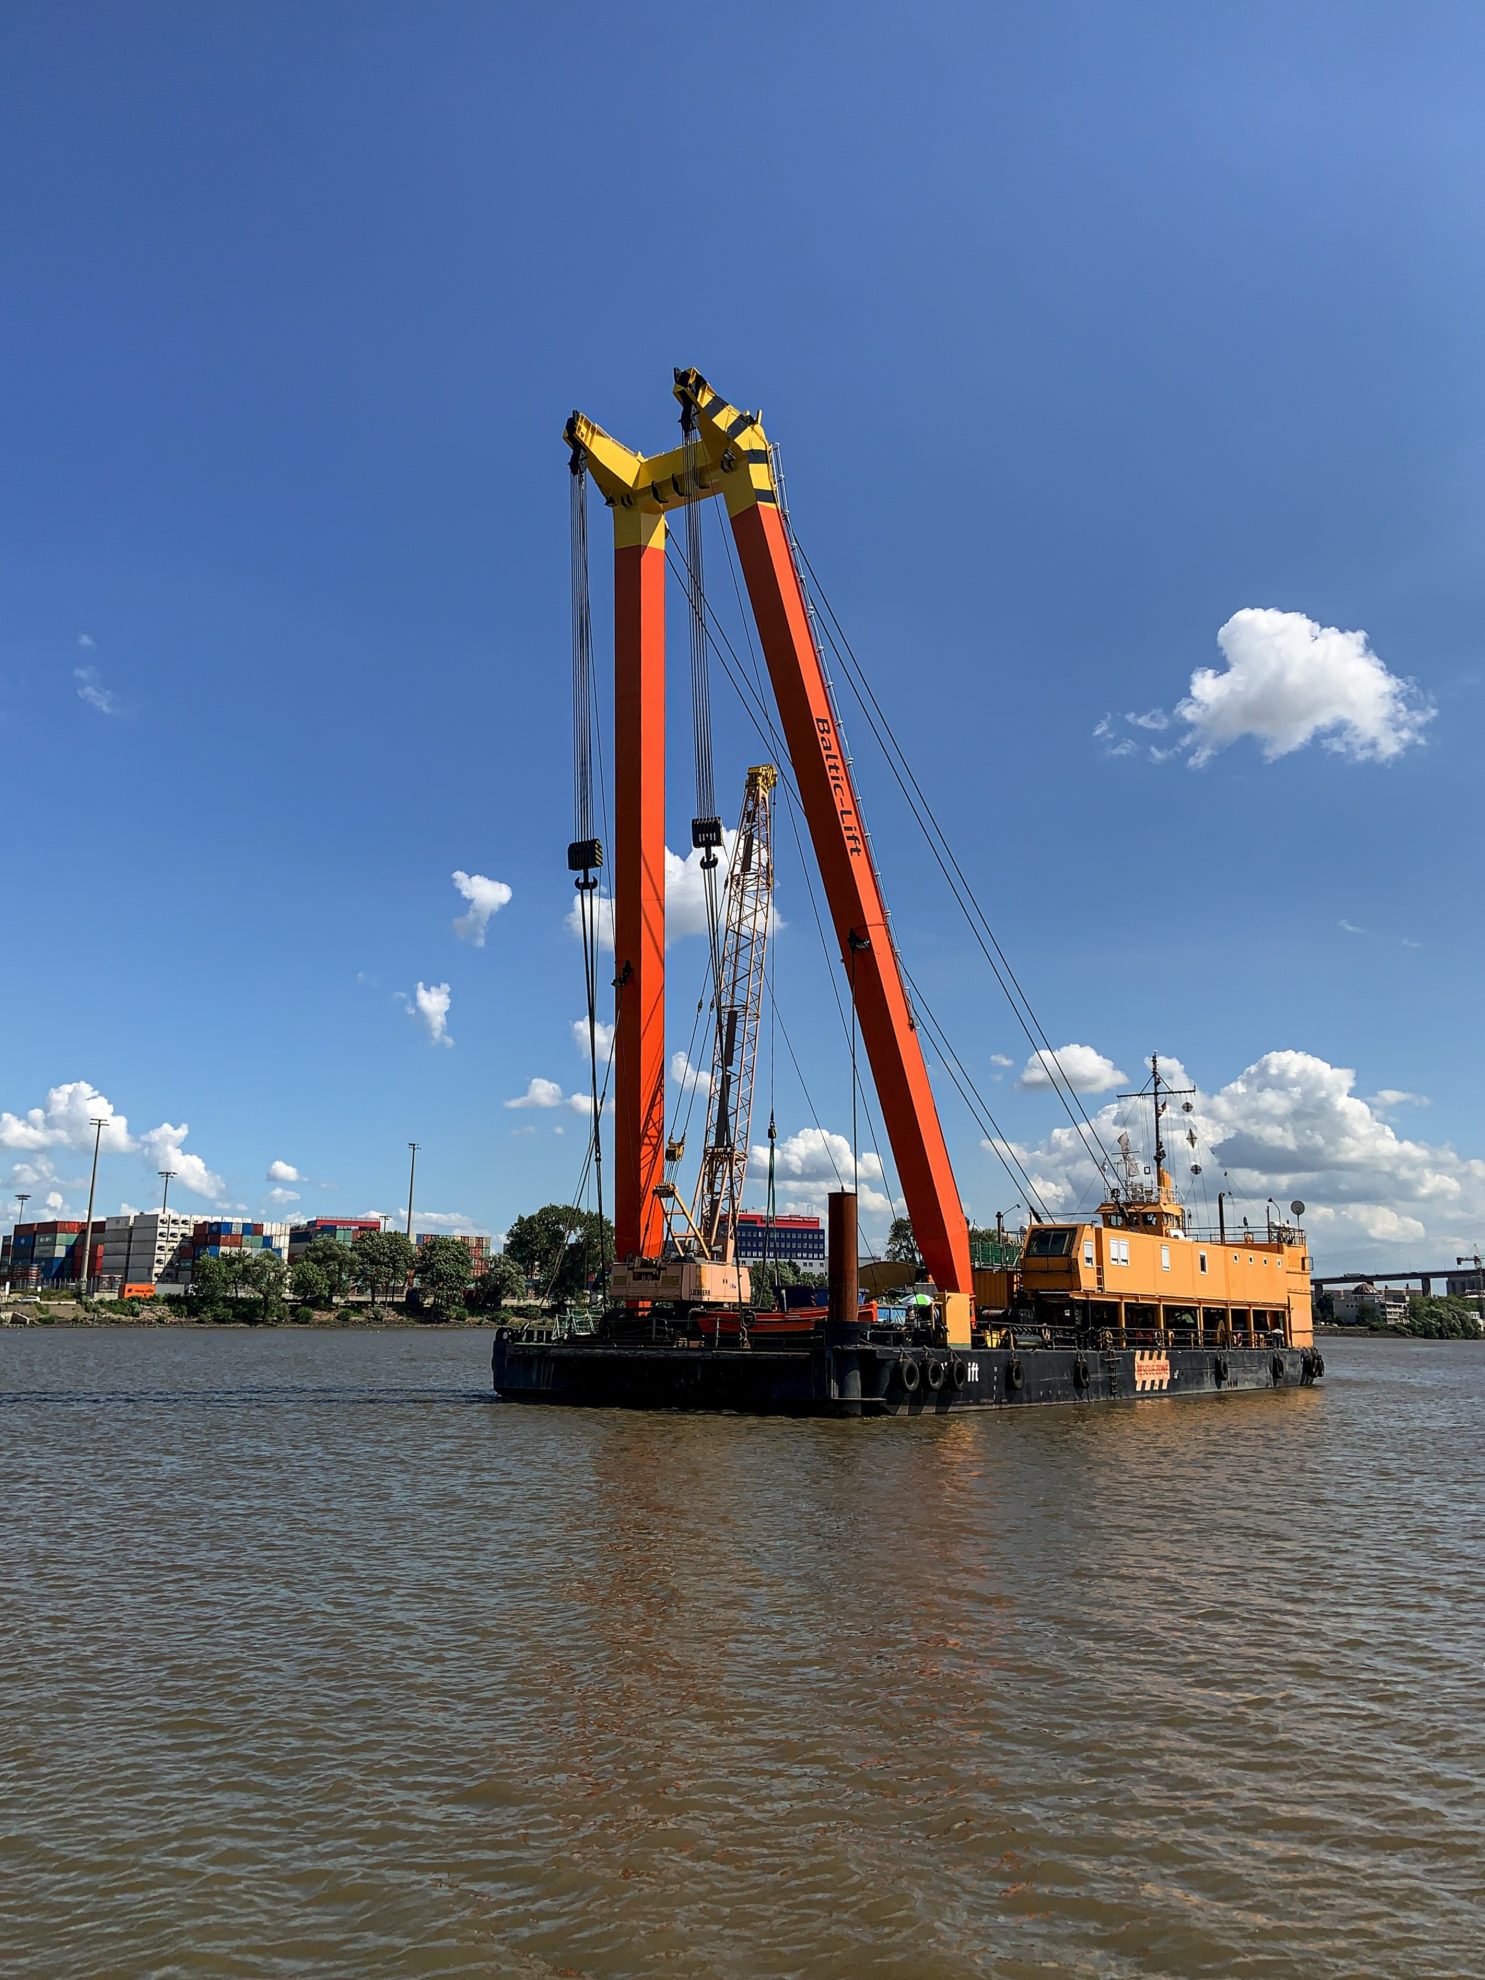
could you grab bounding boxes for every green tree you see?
[505,1205,613,1303]
[240,1250,287,1323]
[469,1251,527,1314]
[415,1236,474,1320]
[1405,1294,1485,1340]
[290,1258,331,1310]
[886,1217,919,1263]
[188,1254,235,1317]
[353,1229,417,1309]
[303,1236,354,1304]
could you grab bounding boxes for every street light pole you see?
[79,1117,108,1295]
[158,1170,177,1286]
[10,1194,29,1288]
[406,1143,419,1239]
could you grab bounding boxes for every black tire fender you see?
[1213,1353,1230,1386]
[1271,1351,1286,1384]
[924,1357,947,1391]
[1005,1356,1025,1393]
[898,1355,921,1394]
[1072,1354,1090,1390]
[949,1355,968,1390]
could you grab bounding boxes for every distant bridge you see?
[1312,1267,1480,1297]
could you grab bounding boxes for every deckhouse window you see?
[1161,1244,1171,1272]
[1199,1251,1208,1274]
[1083,1239,1095,1268]
[1025,1227,1075,1257]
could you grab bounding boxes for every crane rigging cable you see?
[679,404,730,1127]
[679,491,1065,1228]
[568,459,608,1297]
[667,523,905,1233]
[784,521,1118,1189]
[569,458,597,848]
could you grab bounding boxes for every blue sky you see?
[3,2,1482,1270]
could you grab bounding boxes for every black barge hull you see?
[491,1329,1323,1416]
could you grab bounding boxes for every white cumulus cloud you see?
[398,982,453,1047]
[267,1187,300,1207]
[670,1050,712,1099]
[565,831,781,952]
[1177,608,1434,767]
[988,1048,1485,1271]
[0,1081,229,1207]
[567,1091,613,1117]
[266,1159,301,1183]
[744,1126,893,1221]
[571,1017,616,1059]
[74,664,119,716]
[451,871,512,946]
[138,1122,227,1204]
[1017,1044,1127,1094]
[1,1082,132,1154]
[505,1077,565,1110]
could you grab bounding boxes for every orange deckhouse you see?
[1016,1173,1313,1351]
[1012,1063,1313,1351]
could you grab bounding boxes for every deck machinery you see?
[491,370,1324,1414]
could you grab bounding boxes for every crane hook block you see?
[690,816,723,851]
[568,838,604,873]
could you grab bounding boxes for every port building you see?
[734,1212,825,1265]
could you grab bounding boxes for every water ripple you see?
[1,1329,1481,1978]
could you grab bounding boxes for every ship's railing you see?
[979,1319,1290,1352]
[1179,1225,1305,1248]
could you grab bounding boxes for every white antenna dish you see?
[1290,1199,1306,1218]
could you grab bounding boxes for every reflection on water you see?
[1,1329,1480,1978]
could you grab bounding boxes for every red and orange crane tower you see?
[565,370,974,1347]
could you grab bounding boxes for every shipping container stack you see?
[413,1231,492,1278]
[99,1210,203,1290]
[286,1218,383,1262]
[1,1221,106,1288]
[188,1220,292,1277]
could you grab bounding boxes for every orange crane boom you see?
[565,370,973,1343]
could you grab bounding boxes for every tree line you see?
[187,1231,525,1324]
[179,1202,842,1325]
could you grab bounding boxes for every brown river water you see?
[1,1329,1480,1979]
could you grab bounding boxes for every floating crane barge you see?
[492,370,1324,1415]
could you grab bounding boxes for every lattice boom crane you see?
[694,763,776,1259]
